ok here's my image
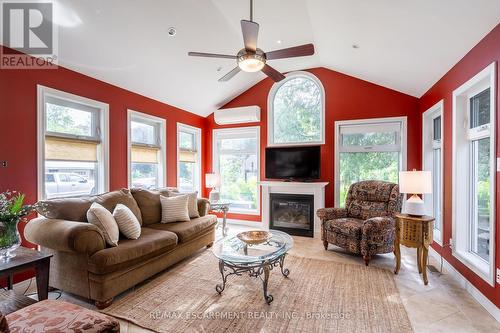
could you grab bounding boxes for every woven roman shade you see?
[179,150,196,163]
[45,136,98,162]
[131,146,159,163]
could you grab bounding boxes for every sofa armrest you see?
[24,217,106,255]
[197,198,210,217]
[316,207,348,221]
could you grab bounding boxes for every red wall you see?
[419,24,500,307]
[205,67,421,222]
[0,46,208,248]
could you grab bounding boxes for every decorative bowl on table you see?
[237,230,272,245]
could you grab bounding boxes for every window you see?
[177,123,201,194]
[37,85,109,199]
[268,71,325,146]
[335,117,407,206]
[213,127,260,214]
[452,62,496,285]
[423,101,443,244]
[128,111,166,189]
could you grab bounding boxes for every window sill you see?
[452,249,494,286]
[227,209,260,216]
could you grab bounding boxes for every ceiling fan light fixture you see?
[237,53,265,72]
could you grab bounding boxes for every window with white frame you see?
[268,71,325,146]
[423,101,443,244]
[335,117,407,206]
[37,85,109,199]
[213,127,260,214]
[177,123,201,194]
[128,111,165,189]
[452,62,496,285]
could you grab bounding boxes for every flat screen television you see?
[265,146,320,180]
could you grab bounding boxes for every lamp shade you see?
[399,171,432,194]
[205,173,221,188]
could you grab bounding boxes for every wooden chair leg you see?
[363,255,371,266]
[95,298,113,309]
[323,240,329,250]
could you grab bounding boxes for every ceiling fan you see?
[188,0,315,82]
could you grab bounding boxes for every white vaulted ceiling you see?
[31,1,500,116]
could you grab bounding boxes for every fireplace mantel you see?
[259,181,328,239]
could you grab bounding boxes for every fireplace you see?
[270,193,314,237]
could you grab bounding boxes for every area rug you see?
[102,251,412,333]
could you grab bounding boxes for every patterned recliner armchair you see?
[317,180,403,266]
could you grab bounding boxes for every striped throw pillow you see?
[168,191,200,218]
[87,202,119,247]
[113,204,141,239]
[160,195,190,223]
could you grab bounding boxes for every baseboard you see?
[428,247,500,322]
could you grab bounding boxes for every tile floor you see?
[12,224,500,332]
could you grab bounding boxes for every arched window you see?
[268,71,325,146]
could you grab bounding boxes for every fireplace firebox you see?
[269,193,314,237]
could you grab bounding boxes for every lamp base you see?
[403,194,426,216]
[209,189,220,203]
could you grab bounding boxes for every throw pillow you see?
[113,204,141,239]
[94,189,143,225]
[168,191,200,219]
[160,195,190,223]
[87,202,119,247]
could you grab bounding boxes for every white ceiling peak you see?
[26,0,500,116]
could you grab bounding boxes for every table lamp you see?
[205,173,221,202]
[399,170,432,216]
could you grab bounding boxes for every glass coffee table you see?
[211,230,293,304]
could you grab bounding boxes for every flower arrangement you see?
[0,191,37,259]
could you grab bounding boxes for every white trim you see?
[422,100,444,245]
[212,126,261,215]
[177,122,202,194]
[225,218,263,228]
[333,116,408,207]
[127,110,166,189]
[428,247,500,323]
[37,85,109,200]
[452,62,496,286]
[267,71,325,147]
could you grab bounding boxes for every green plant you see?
[0,191,37,251]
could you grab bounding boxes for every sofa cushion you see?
[147,215,217,243]
[324,218,364,239]
[88,227,178,274]
[36,196,93,222]
[113,204,141,239]
[94,189,142,225]
[6,300,119,332]
[131,188,176,225]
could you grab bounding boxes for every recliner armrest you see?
[362,216,395,234]
[197,198,210,217]
[24,217,106,255]
[316,207,348,221]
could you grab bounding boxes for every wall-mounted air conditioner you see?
[214,106,260,125]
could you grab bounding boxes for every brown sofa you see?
[24,188,217,309]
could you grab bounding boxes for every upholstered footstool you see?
[3,299,119,332]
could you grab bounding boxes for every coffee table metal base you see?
[216,254,290,304]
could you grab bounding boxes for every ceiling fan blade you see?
[188,52,237,59]
[265,43,315,60]
[241,20,259,52]
[261,64,285,82]
[218,67,241,82]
